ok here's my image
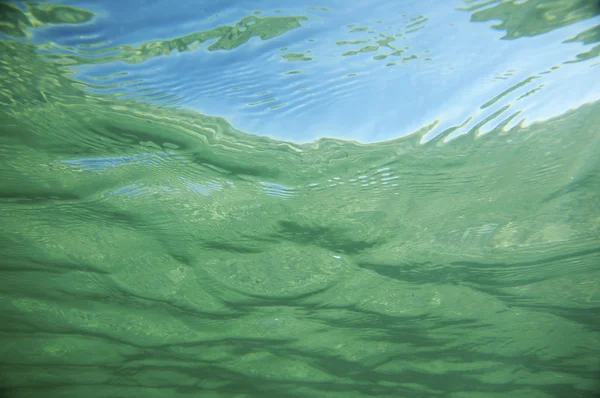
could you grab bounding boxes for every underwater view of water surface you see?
[1,0,600,397]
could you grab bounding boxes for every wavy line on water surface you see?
[6,5,441,117]
[181,178,224,198]
[153,52,273,96]
[259,68,367,120]
[6,4,438,127]
[260,182,297,199]
[38,14,309,66]
[18,9,310,105]
[421,54,598,144]
[106,183,160,199]
[248,78,364,119]
[60,153,162,172]
[87,48,276,107]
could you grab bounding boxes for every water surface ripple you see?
[1,1,600,397]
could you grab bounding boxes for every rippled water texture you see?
[1,1,600,397]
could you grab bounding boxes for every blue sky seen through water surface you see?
[19,0,600,143]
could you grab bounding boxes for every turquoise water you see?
[1,1,600,397]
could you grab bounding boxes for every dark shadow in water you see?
[501,302,600,333]
[192,152,280,179]
[1,303,598,397]
[218,284,337,307]
[356,247,600,333]
[270,220,380,254]
[358,245,600,288]
[1,253,110,276]
[542,168,600,203]
[203,240,264,254]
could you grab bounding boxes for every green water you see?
[1,3,600,398]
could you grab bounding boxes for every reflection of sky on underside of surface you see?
[28,0,600,143]
[61,153,174,171]
[61,153,231,198]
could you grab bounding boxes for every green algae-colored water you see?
[1,1,599,397]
